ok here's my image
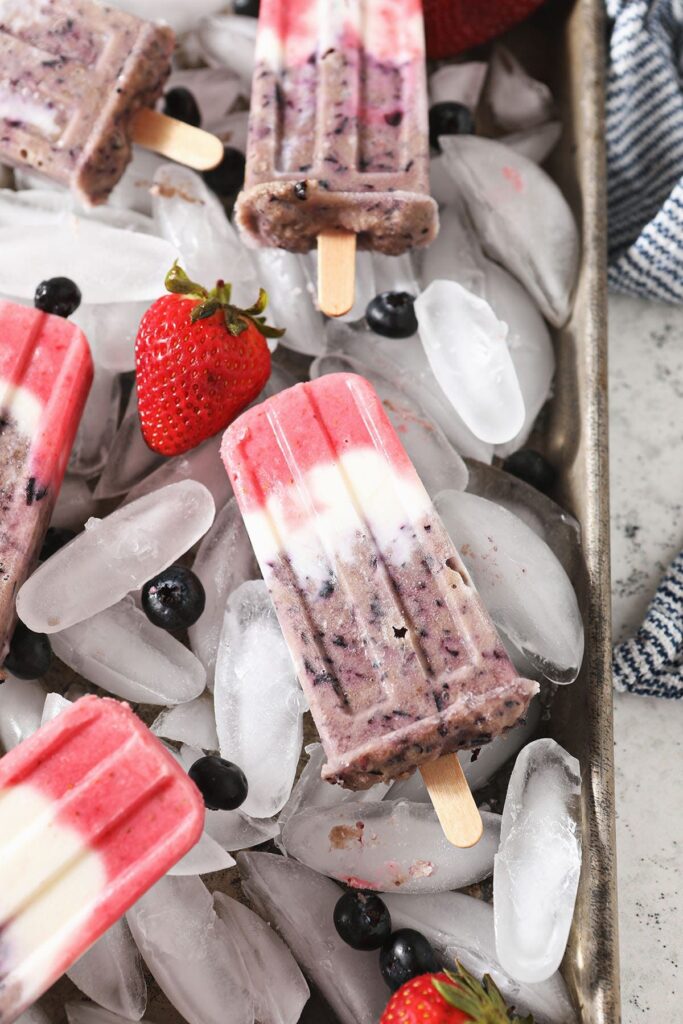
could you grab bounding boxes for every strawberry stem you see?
[165,261,285,340]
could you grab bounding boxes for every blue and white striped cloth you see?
[613,552,683,697]
[606,0,683,299]
[606,1,683,696]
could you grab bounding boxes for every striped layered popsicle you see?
[235,0,439,254]
[0,696,204,1023]
[222,374,537,789]
[0,0,175,205]
[0,300,93,660]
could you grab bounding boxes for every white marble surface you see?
[608,294,683,1022]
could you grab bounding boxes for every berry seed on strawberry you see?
[135,263,284,456]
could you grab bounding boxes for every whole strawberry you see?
[423,0,546,59]
[135,263,284,455]
[380,963,533,1024]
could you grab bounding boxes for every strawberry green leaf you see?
[190,299,221,322]
[244,288,268,316]
[165,261,209,299]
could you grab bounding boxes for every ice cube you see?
[0,676,45,751]
[389,697,542,800]
[126,875,254,1024]
[214,892,310,1024]
[372,252,420,296]
[439,136,579,326]
[188,498,259,690]
[325,320,494,463]
[106,0,226,34]
[485,47,555,132]
[494,739,582,984]
[68,364,121,480]
[18,481,215,634]
[67,918,147,1020]
[484,261,555,457]
[15,1007,51,1024]
[107,147,169,217]
[420,201,488,295]
[435,490,584,682]
[195,14,257,82]
[384,891,578,1024]
[94,389,164,501]
[151,693,219,751]
[122,432,231,512]
[168,831,236,876]
[500,122,562,165]
[238,851,388,1024]
[278,744,390,838]
[40,691,71,724]
[0,218,179,304]
[429,63,488,110]
[415,280,526,445]
[214,581,306,818]
[152,165,258,306]
[51,596,206,705]
[71,302,147,374]
[281,800,501,893]
[66,1006,148,1024]
[0,187,156,234]
[465,461,581,576]
[251,249,324,357]
[420,203,554,456]
[51,476,97,531]
[311,352,468,495]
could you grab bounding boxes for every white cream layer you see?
[243,445,432,585]
[0,784,106,1007]
[0,377,43,437]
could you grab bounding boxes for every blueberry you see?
[428,101,475,151]
[502,448,556,494]
[141,565,206,630]
[333,891,392,951]
[163,86,201,128]
[3,622,52,680]
[40,527,76,561]
[34,277,81,318]
[234,0,259,14]
[366,292,418,339]
[202,147,246,198]
[379,929,439,991]
[189,754,248,810]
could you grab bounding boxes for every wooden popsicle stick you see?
[131,108,224,171]
[317,230,356,317]
[420,754,483,848]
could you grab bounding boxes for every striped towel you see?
[607,2,683,697]
[606,0,683,299]
[613,552,683,698]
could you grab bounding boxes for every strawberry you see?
[135,263,283,456]
[423,1,546,59]
[380,963,533,1024]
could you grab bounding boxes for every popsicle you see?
[0,695,204,1023]
[221,374,538,840]
[0,0,222,205]
[0,299,93,661]
[235,0,439,314]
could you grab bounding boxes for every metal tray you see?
[42,1,619,1021]
[526,3,620,1022]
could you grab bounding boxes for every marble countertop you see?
[608,294,683,1022]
